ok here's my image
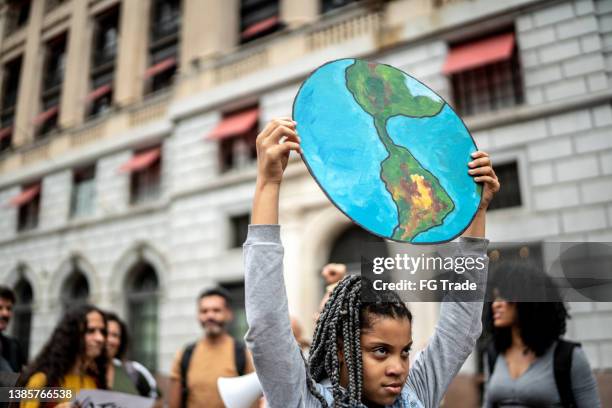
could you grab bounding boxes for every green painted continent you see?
[345,60,455,241]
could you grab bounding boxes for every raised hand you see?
[468,151,500,210]
[255,118,301,186]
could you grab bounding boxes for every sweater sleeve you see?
[20,372,47,408]
[407,237,489,408]
[243,225,313,407]
[571,346,602,408]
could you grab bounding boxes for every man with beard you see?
[168,287,255,408]
[0,286,27,375]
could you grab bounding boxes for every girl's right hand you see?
[255,118,302,186]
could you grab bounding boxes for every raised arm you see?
[408,151,499,408]
[244,118,312,406]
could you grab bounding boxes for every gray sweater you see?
[244,225,489,408]
[483,342,601,407]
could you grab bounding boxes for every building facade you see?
[0,0,611,405]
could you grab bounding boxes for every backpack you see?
[123,361,157,398]
[179,338,246,408]
[487,339,580,408]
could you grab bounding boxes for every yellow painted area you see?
[410,174,433,209]
[392,187,402,200]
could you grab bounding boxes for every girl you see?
[483,262,601,407]
[244,118,499,407]
[20,304,108,408]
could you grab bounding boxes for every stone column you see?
[0,5,8,46]
[59,0,91,128]
[12,0,45,146]
[115,0,151,107]
[180,0,239,71]
[281,0,318,29]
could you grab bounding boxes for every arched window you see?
[328,224,387,274]
[126,263,159,372]
[61,269,90,310]
[12,278,33,360]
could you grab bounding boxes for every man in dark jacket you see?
[0,286,26,374]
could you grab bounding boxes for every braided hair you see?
[306,275,412,407]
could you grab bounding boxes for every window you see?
[127,263,159,372]
[146,0,180,93]
[230,213,250,248]
[240,0,281,44]
[321,0,359,14]
[61,269,90,310]
[4,0,31,37]
[445,31,524,117]
[12,277,33,360]
[208,106,259,172]
[220,281,247,340]
[487,161,522,210]
[11,183,41,232]
[121,147,162,205]
[0,56,22,152]
[88,6,119,118]
[70,165,96,218]
[36,34,67,138]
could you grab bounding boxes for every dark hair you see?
[105,312,129,360]
[198,287,232,308]
[22,304,108,389]
[306,276,412,407]
[0,286,15,304]
[486,261,570,356]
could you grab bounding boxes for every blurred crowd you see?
[0,256,603,408]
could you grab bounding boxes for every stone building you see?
[0,0,610,404]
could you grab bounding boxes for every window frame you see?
[130,151,162,205]
[37,34,67,139]
[448,29,524,117]
[61,269,91,311]
[70,165,97,219]
[88,6,120,119]
[239,0,282,44]
[16,185,41,232]
[146,0,181,94]
[126,263,159,372]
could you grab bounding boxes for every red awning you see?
[33,106,59,126]
[207,108,259,141]
[144,57,177,79]
[0,126,12,141]
[241,16,279,40]
[10,184,40,207]
[442,33,515,75]
[119,147,161,173]
[86,84,112,102]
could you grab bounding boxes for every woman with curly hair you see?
[483,261,601,407]
[244,118,499,407]
[20,304,107,408]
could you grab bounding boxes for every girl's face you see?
[106,320,121,359]
[84,311,106,361]
[491,296,517,328]
[343,316,413,406]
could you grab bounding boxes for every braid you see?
[304,275,412,407]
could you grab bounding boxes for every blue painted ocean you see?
[294,59,398,238]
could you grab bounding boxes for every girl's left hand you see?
[468,151,500,210]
